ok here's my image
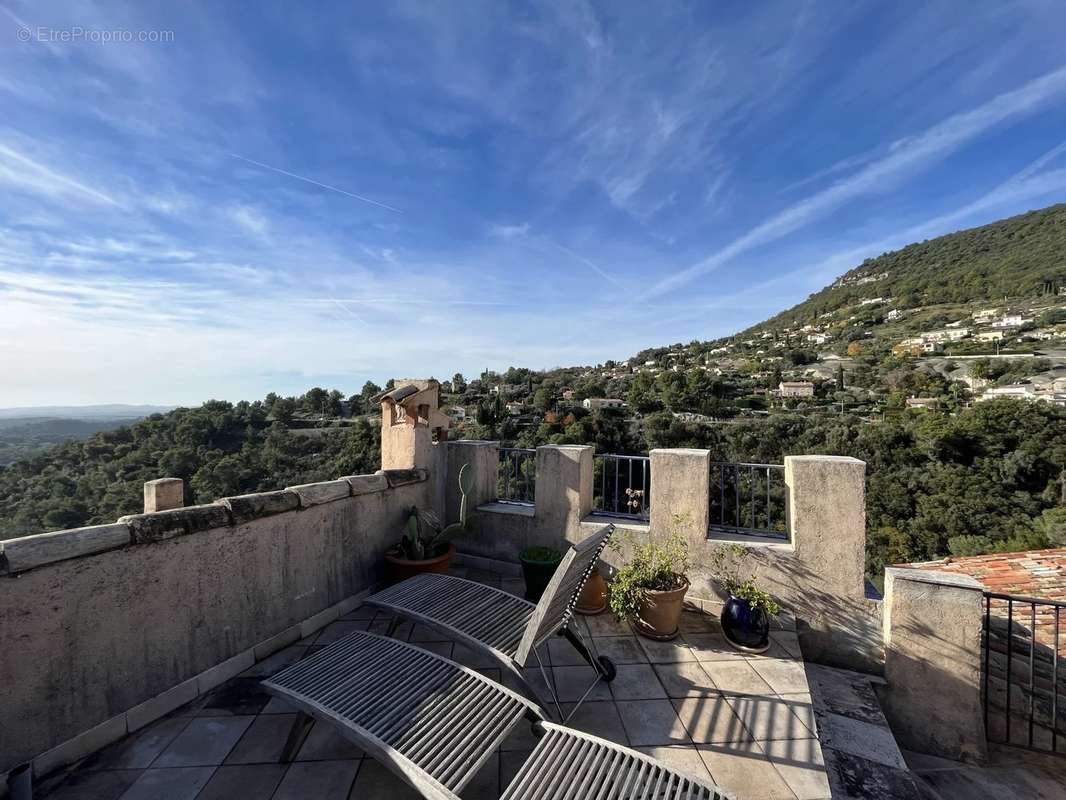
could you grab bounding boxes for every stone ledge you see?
[287,479,351,507]
[344,473,389,495]
[478,501,535,517]
[379,467,429,487]
[120,504,232,544]
[218,490,300,524]
[1,523,131,574]
[33,714,127,778]
[580,514,649,534]
[885,567,983,591]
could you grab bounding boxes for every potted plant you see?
[385,463,474,584]
[576,566,608,614]
[520,546,563,601]
[607,533,690,640]
[708,543,780,653]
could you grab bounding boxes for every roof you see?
[898,547,1066,600]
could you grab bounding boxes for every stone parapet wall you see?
[0,468,430,775]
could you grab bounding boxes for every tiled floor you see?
[38,567,831,800]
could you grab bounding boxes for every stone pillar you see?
[786,455,866,604]
[443,441,500,524]
[143,478,184,513]
[649,449,710,550]
[880,568,987,763]
[534,445,593,545]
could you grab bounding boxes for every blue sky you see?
[3,1,1066,406]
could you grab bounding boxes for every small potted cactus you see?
[385,463,474,583]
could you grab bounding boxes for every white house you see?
[777,381,815,398]
[583,398,625,411]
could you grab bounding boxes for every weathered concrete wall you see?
[447,443,596,559]
[879,568,987,763]
[444,445,879,671]
[0,471,431,775]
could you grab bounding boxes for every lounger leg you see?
[561,626,614,681]
[280,711,314,762]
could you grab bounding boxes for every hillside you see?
[756,202,1066,332]
[0,417,144,466]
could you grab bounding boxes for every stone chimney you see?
[378,379,450,470]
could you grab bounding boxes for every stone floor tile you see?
[803,664,885,725]
[560,701,629,744]
[297,721,365,761]
[347,758,421,800]
[153,716,255,767]
[826,747,925,800]
[340,605,377,621]
[196,764,287,800]
[408,623,452,643]
[585,614,632,637]
[634,745,715,782]
[41,769,142,800]
[678,609,720,634]
[499,749,533,791]
[638,637,698,664]
[780,695,816,735]
[771,611,797,631]
[725,696,813,742]
[500,578,526,597]
[116,767,216,800]
[610,663,668,700]
[194,677,273,717]
[672,696,754,745]
[273,759,360,800]
[759,738,831,800]
[367,618,412,639]
[241,645,308,677]
[82,717,189,770]
[768,631,802,659]
[653,662,718,698]
[696,742,797,800]
[751,661,810,695]
[703,661,774,695]
[548,636,590,666]
[552,665,613,702]
[499,719,542,752]
[565,615,592,639]
[460,753,499,800]
[812,711,905,769]
[453,643,501,669]
[224,713,295,764]
[592,635,649,664]
[503,666,551,701]
[682,632,746,662]
[261,695,299,715]
[616,699,691,746]
[315,620,372,646]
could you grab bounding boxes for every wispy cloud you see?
[228,153,403,213]
[647,65,1066,299]
[0,142,119,206]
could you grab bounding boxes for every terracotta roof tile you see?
[896,547,1066,600]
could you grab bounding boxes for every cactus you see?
[397,463,474,559]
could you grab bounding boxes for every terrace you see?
[1,378,1064,799]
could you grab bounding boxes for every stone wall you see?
[441,443,880,671]
[0,469,431,776]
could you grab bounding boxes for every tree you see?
[452,373,467,393]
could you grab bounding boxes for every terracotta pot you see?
[576,569,608,615]
[385,542,455,584]
[632,577,690,640]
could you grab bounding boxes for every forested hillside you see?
[0,399,380,539]
[757,203,1066,330]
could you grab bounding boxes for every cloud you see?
[488,222,530,239]
[0,142,119,206]
[227,204,270,239]
[646,65,1066,299]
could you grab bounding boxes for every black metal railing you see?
[497,447,536,505]
[982,591,1065,756]
[592,454,650,520]
[708,462,788,539]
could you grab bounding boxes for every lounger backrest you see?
[513,523,614,665]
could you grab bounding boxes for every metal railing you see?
[708,462,788,539]
[982,591,1065,756]
[497,447,536,505]
[592,454,650,520]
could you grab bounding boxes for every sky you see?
[3,2,1066,406]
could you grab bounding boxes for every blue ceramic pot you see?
[720,595,770,653]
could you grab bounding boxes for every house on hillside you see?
[777,381,815,398]
[905,397,939,411]
[976,330,1006,342]
[583,397,625,411]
